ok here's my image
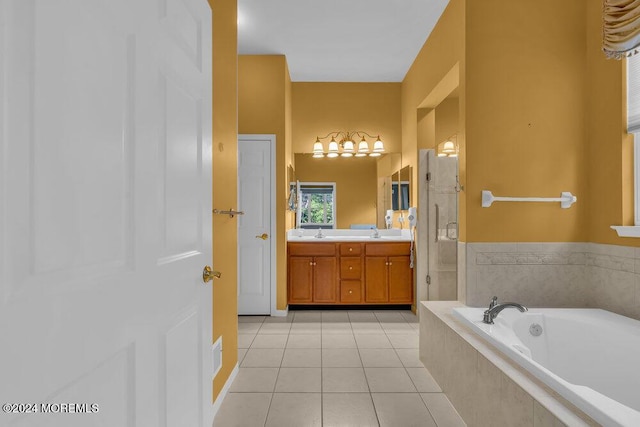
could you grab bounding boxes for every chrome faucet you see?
[482,296,527,324]
[315,228,324,238]
[371,227,380,238]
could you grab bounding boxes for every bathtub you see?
[452,307,640,427]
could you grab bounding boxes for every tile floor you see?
[213,310,466,427]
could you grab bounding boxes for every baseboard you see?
[271,306,289,317]
[212,363,239,420]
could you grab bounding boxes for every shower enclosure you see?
[417,149,459,303]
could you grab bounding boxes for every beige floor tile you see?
[365,368,417,392]
[347,311,378,322]
[387,333,419,349]
[290,322,322,334]
[400,311,419,324]
[250,334,288,349]
[322,311,350,322]
[237,348,247,365]
[237,334,255,349]
[281,348,321,367]
[238,315,266,323]
[354,333,392,349]
[372,393,437,427]
[351,322,384,334]
[396,349,424,368]
[293,311,322,322]
[265,393,322,427]
[359,349,403,367]
[410,322,420,332]
[322,322,353,334]
[238,322,262,334]
[374,311,407,322]
[322,393,379,427]
[322,334,357,348]
[380,322,416,334]
[286,334,321,348]
[421,393,466,427]
[275,367,321,392]
[212,392,272,427]
[322,348,363,367]
[407,367,442,392]
[263,312,294,323]
[258,322,292,334]
[240,348,284,367]
[323,367,369,392]
[229,367,279,392]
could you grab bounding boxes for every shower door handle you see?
[434,204,440,242]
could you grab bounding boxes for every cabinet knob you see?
[349,247,353,252]
[349,266,353,270]
[309,262,313,265]
[389,262,393,266]
[349,290,353,294]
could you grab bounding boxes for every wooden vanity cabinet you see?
[364,243,413,304]
[288,241,413,305]
[288,243,337,304]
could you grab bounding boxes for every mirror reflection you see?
[293,153,411,229]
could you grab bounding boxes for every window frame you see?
[297,182,337,229]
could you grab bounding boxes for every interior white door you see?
[237,135,274,315]
[0,0,213,426]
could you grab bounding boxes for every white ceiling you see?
[237,0,450,82]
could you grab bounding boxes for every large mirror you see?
[293,152,410,229]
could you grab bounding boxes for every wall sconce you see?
[437,134,458,157]
[313,131,384,158]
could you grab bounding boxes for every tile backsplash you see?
[464,242,640,321]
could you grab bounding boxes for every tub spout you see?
[482,303,528,324]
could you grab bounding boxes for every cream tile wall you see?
[463,242,640,321]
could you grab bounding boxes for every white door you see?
[0,0,213,426]
[237,135,275,315]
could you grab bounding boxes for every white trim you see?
[611,225,640,238]
[238,134,278,317]
[635,134,640,226]
[211,363,239,420]
[271,307,289,317]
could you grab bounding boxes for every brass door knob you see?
[203,266,221,283]
[255,233,269,240]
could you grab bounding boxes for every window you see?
[298,183,336,229]
[628,54,640,225]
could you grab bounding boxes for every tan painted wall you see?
[238,55,293,310]
[585,0,637,246]
[291,83,402,154]
[210,0,238,400]
[295,154,378,228]
[465,0,587,243]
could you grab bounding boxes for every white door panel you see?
[0,0,213,425]
[238,136,274,315]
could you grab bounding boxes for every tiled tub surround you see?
[465,242,640,321]
[420,301,599,427]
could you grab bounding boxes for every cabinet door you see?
[289,257,313,303]
[365,257,388,302]
[388,256,413,303]
[314,257,337,303]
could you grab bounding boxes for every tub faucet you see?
[482,302,528,324]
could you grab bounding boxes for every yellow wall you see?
[238,55,293,310]
[210,0,238,400]
[291,83,402,154]
[585,0,638,246]
[295,154,378,228]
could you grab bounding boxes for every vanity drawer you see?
[288,242,336,256]
[340,280,361,303]
[365,242,411,256]
[340,258,361,279]
[340,243,362,256]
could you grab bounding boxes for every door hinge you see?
[426,172,431,182]
[426,275,431,285]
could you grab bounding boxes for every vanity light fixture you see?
[312,131,384,158]
[437,134,458,157]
